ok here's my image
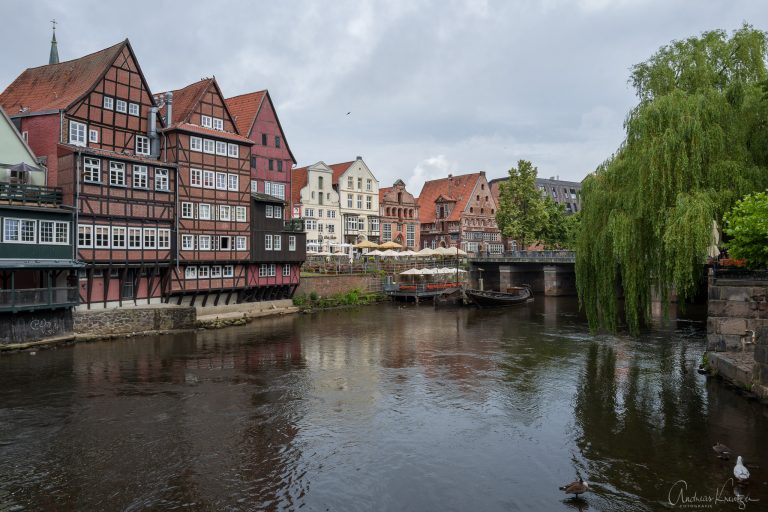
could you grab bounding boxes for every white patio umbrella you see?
[381,249,400,257]
[400,268,422,275]
[400,250,416,256]
[416,247,437,257]
[368,250,384,256]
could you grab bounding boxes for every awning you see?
[0,259,84,269]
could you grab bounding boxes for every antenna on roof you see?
[49,19,60,65]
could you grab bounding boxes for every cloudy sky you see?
[1,0,763,193]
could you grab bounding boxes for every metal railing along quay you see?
[471,250,576,263]
[0,287,79,312]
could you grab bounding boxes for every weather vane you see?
[51,19,57,32]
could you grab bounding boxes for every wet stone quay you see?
[1,298,766,511]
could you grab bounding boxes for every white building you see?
[291,161,342,251]
[332,156,380,245]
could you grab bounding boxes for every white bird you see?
[734,456,750,482]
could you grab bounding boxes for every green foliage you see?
[495,159,573,248]
[577,24,768,334]
[723,191,768,268]
[309,291,319,302]
[294,288,382,309]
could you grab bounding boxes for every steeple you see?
[49,19,59,65]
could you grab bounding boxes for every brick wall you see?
[19,114,61,185]
[295,275,382,297]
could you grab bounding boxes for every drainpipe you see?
[148,106,159,158]
[165,92,173,127]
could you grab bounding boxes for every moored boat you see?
[465,286,533,307]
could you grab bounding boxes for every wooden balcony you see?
[0,183,63,206]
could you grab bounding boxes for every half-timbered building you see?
[158,78,254,305]
[417,172,503,254]
[0,40,176,308]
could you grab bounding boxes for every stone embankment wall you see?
[0,309,73,344]
[74,304,196,338]
[754,328,768,394]
[295,275,383,297]
[707,274,768,350]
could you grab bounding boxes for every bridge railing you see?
[470,250,576,263]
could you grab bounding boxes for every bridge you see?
[467,250,577,296]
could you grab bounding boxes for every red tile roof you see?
[417,172,483,224]
[290,166,308,207]
[157,79,212,125]
[225,90,265,135]
[160,122,254,144]
[329,161,355,184]
[57,143,178,166]
[0,40,127,114]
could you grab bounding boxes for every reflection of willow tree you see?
[574,343,709,499]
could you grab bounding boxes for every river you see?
[0,299,765,511]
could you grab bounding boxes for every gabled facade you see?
[159,78,254,304]
[291,162,341,251]
[331,157,380,245]
[0,106,80,341]
[1,39,176,308]
[417,171,502,254]
[379,179,420,250]
[225,90,295,206]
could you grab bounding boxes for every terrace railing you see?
[0,183,63,206]
[0,286,79,312]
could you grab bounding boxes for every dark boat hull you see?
[465,287,533,307]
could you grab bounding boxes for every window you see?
[213,118,223,131]
[277,161,283,172]
[78,225,92,247]
[347,194,353,208]
[215,141,227,156]
[383,223,392,241]
[203,139,215,154]
[216,172,227,190]
[406,224,415,247]
[190,169,202,187]
[185,267,197,279]
[357,217,365,230]
[357,177,362,190]
[136,136,149,156]
[128,228,142,249]
[289,235,296,251]
[199,203,211,220]
[182,234,194,250]
[275,135,281,148]
[190,137,202,152]
[235,206,246,222]
[265,234,273,250]
[54,222,69,244]
[317,222,323,233]
[103,96,114,110]
[211,266,222,278]
[106,226,125,248]
[116,99,127,113]
[327,223,335,233]
[304,219,316,230]
[84,158,101,183]
[198,266,210,278]
[268,159,274,171]
[266,205,273,218]
[219,205,231,221]
[251,180,258,193]
[273,235,281,250]
[89,129,99,143]
[94,226,109,248]
[317,209,323,218]
[220,236,231,250]
[370,217,379,232]
[133,165,148,188]
[39,221,54,243]
[273,206,283,219]
[201,115,212,128]
[367,179,372,191]
[158,229,170,249]
[261,133,267,145]
[228,174,239,191]
[269,264,276,277]
[366,196,372,209]
[259,264,268,277]
[203,170,215,188]
[155,168,169,191]
[21,131,28,142]
[357,194,362,209]
[328,210,336,219]
[110,162,126,186]
[129,103,140,116]
[236,236,246,250]
[228,144,239,158]
[143,228,156,249]
[283,265,291,277]
[250,155,257,168]
[273,183,285,199]
[69,120,86,146]
[303,207,314,217]
[198,235,211,250]
[223,265,234,277]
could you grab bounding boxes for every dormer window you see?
[69,121,86,146]
[213,118,224,131]
[201,115,212,128]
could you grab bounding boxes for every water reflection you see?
[0,299,765,511]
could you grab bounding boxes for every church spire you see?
[49,19,59,65]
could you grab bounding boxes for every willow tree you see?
[576,25,768,334]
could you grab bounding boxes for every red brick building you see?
[379,179,420,250]
[0,40,176,307]
[417,171,502,254]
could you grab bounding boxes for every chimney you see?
[165,91,173,127]
[356,155,362,161]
